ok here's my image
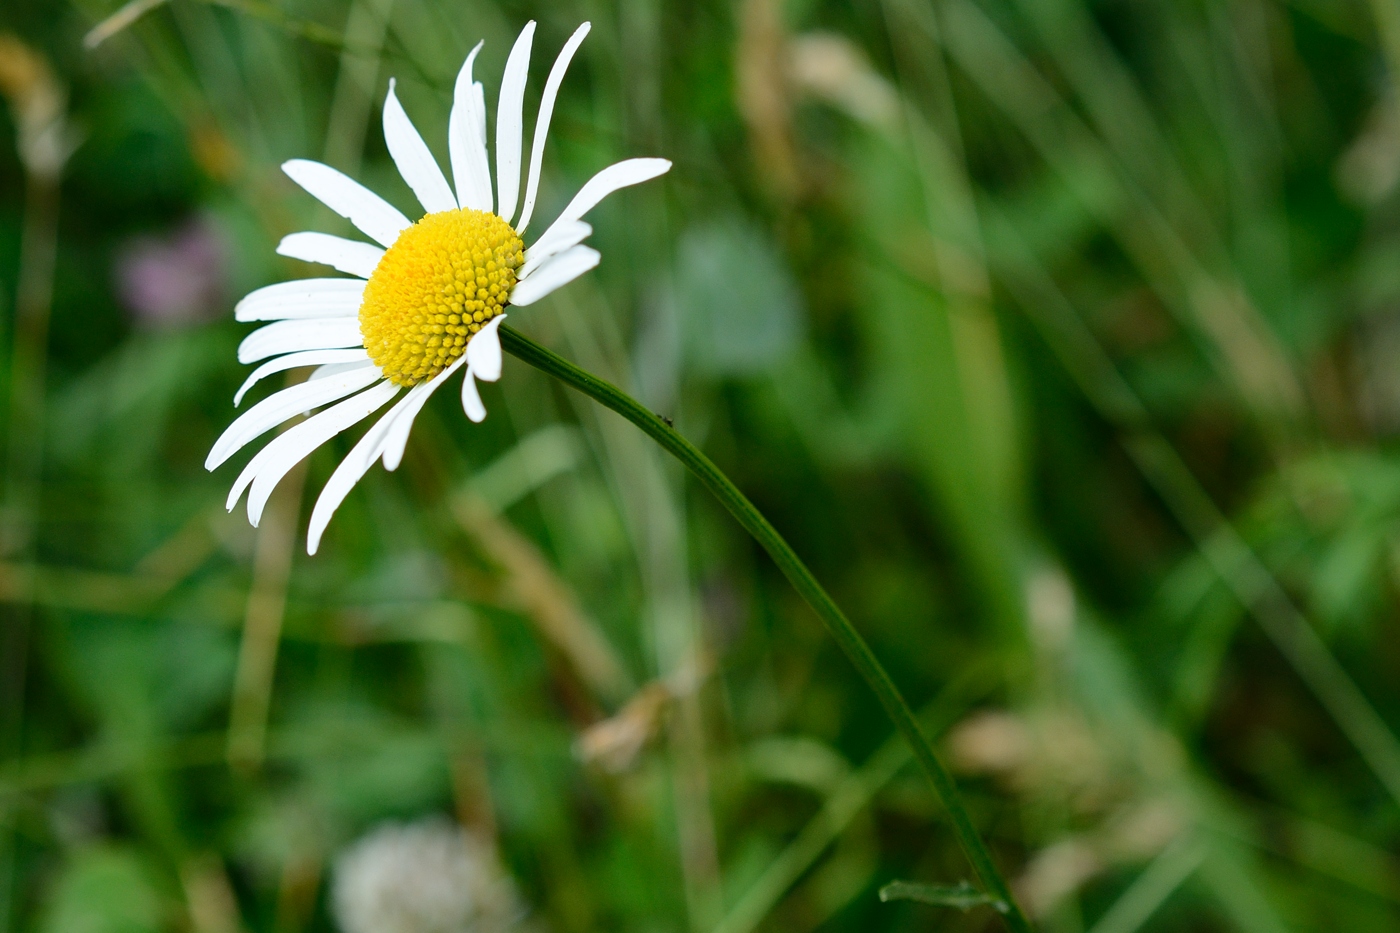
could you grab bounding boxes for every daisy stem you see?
[499,325,1033,933]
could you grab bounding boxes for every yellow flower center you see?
[359,208,523,386]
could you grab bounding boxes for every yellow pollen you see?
[359,208,523,386]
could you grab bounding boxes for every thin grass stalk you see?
[714,666,994,933]
[83,0,172,48]
[877,0,1028,644]
[321,0,394,176]
[451,491,632,703]
[225,466,304,773]
[981,204,1400,807]
[1,163,59,571]
[0,164,58,802]
[201,0,347,50]
[932,0,1305,442]
[499,325,1033,933]
[1084,837,1206,933]
[548,295,725,928]
[579,0,719,905]
[1366,0,1400,105]
[0,59,66,930]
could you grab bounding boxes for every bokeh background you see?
[2,0,1400,931]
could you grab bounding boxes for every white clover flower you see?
[332,818,523,933]
[207,22,670,553]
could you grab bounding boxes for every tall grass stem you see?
[983,204,1400,808]
[0,156,62,933]
[500,325,1032,933]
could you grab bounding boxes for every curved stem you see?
[500,325,1032,933]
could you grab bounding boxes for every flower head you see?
[207,22,670,553]
[332,818,523,933]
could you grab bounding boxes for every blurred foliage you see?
[3,0,1400,931]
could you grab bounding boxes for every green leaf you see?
[878,879,1008,913]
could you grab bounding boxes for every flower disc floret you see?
[360,209,523,386]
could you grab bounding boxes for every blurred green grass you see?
[3,0,1400,931]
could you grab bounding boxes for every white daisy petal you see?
[282,159,411,247]
[235,278,364,322]
[508,245,600,306]
[381,354,470,471]
[207,365,384,470]
[234,349,370,406]
[238,318,365,364]
[310,360,377,382]
[384,79,459,215]
[495,21,536,225]
[277,232,384,278]
[449,42,494,212]
[474,83,488,148]
[521,220,591,279]
[465,314,505,381]
[230,380,400,525]
[307,440,377,555]
[517,23,590,234]
[307,383,430,555]
[535,158,672,244]
[245,381,399,525]
[461,367,487,423]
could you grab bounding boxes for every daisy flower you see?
[206,22,669,554]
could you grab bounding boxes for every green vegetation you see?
[3,1,1400,931]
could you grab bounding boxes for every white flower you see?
[332,818,523,933]
[207,22,670,554]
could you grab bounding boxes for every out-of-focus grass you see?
[3,0,1400,931]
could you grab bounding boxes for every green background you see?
[2,0,1400,930]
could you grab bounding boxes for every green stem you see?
[500,325,1032,933]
